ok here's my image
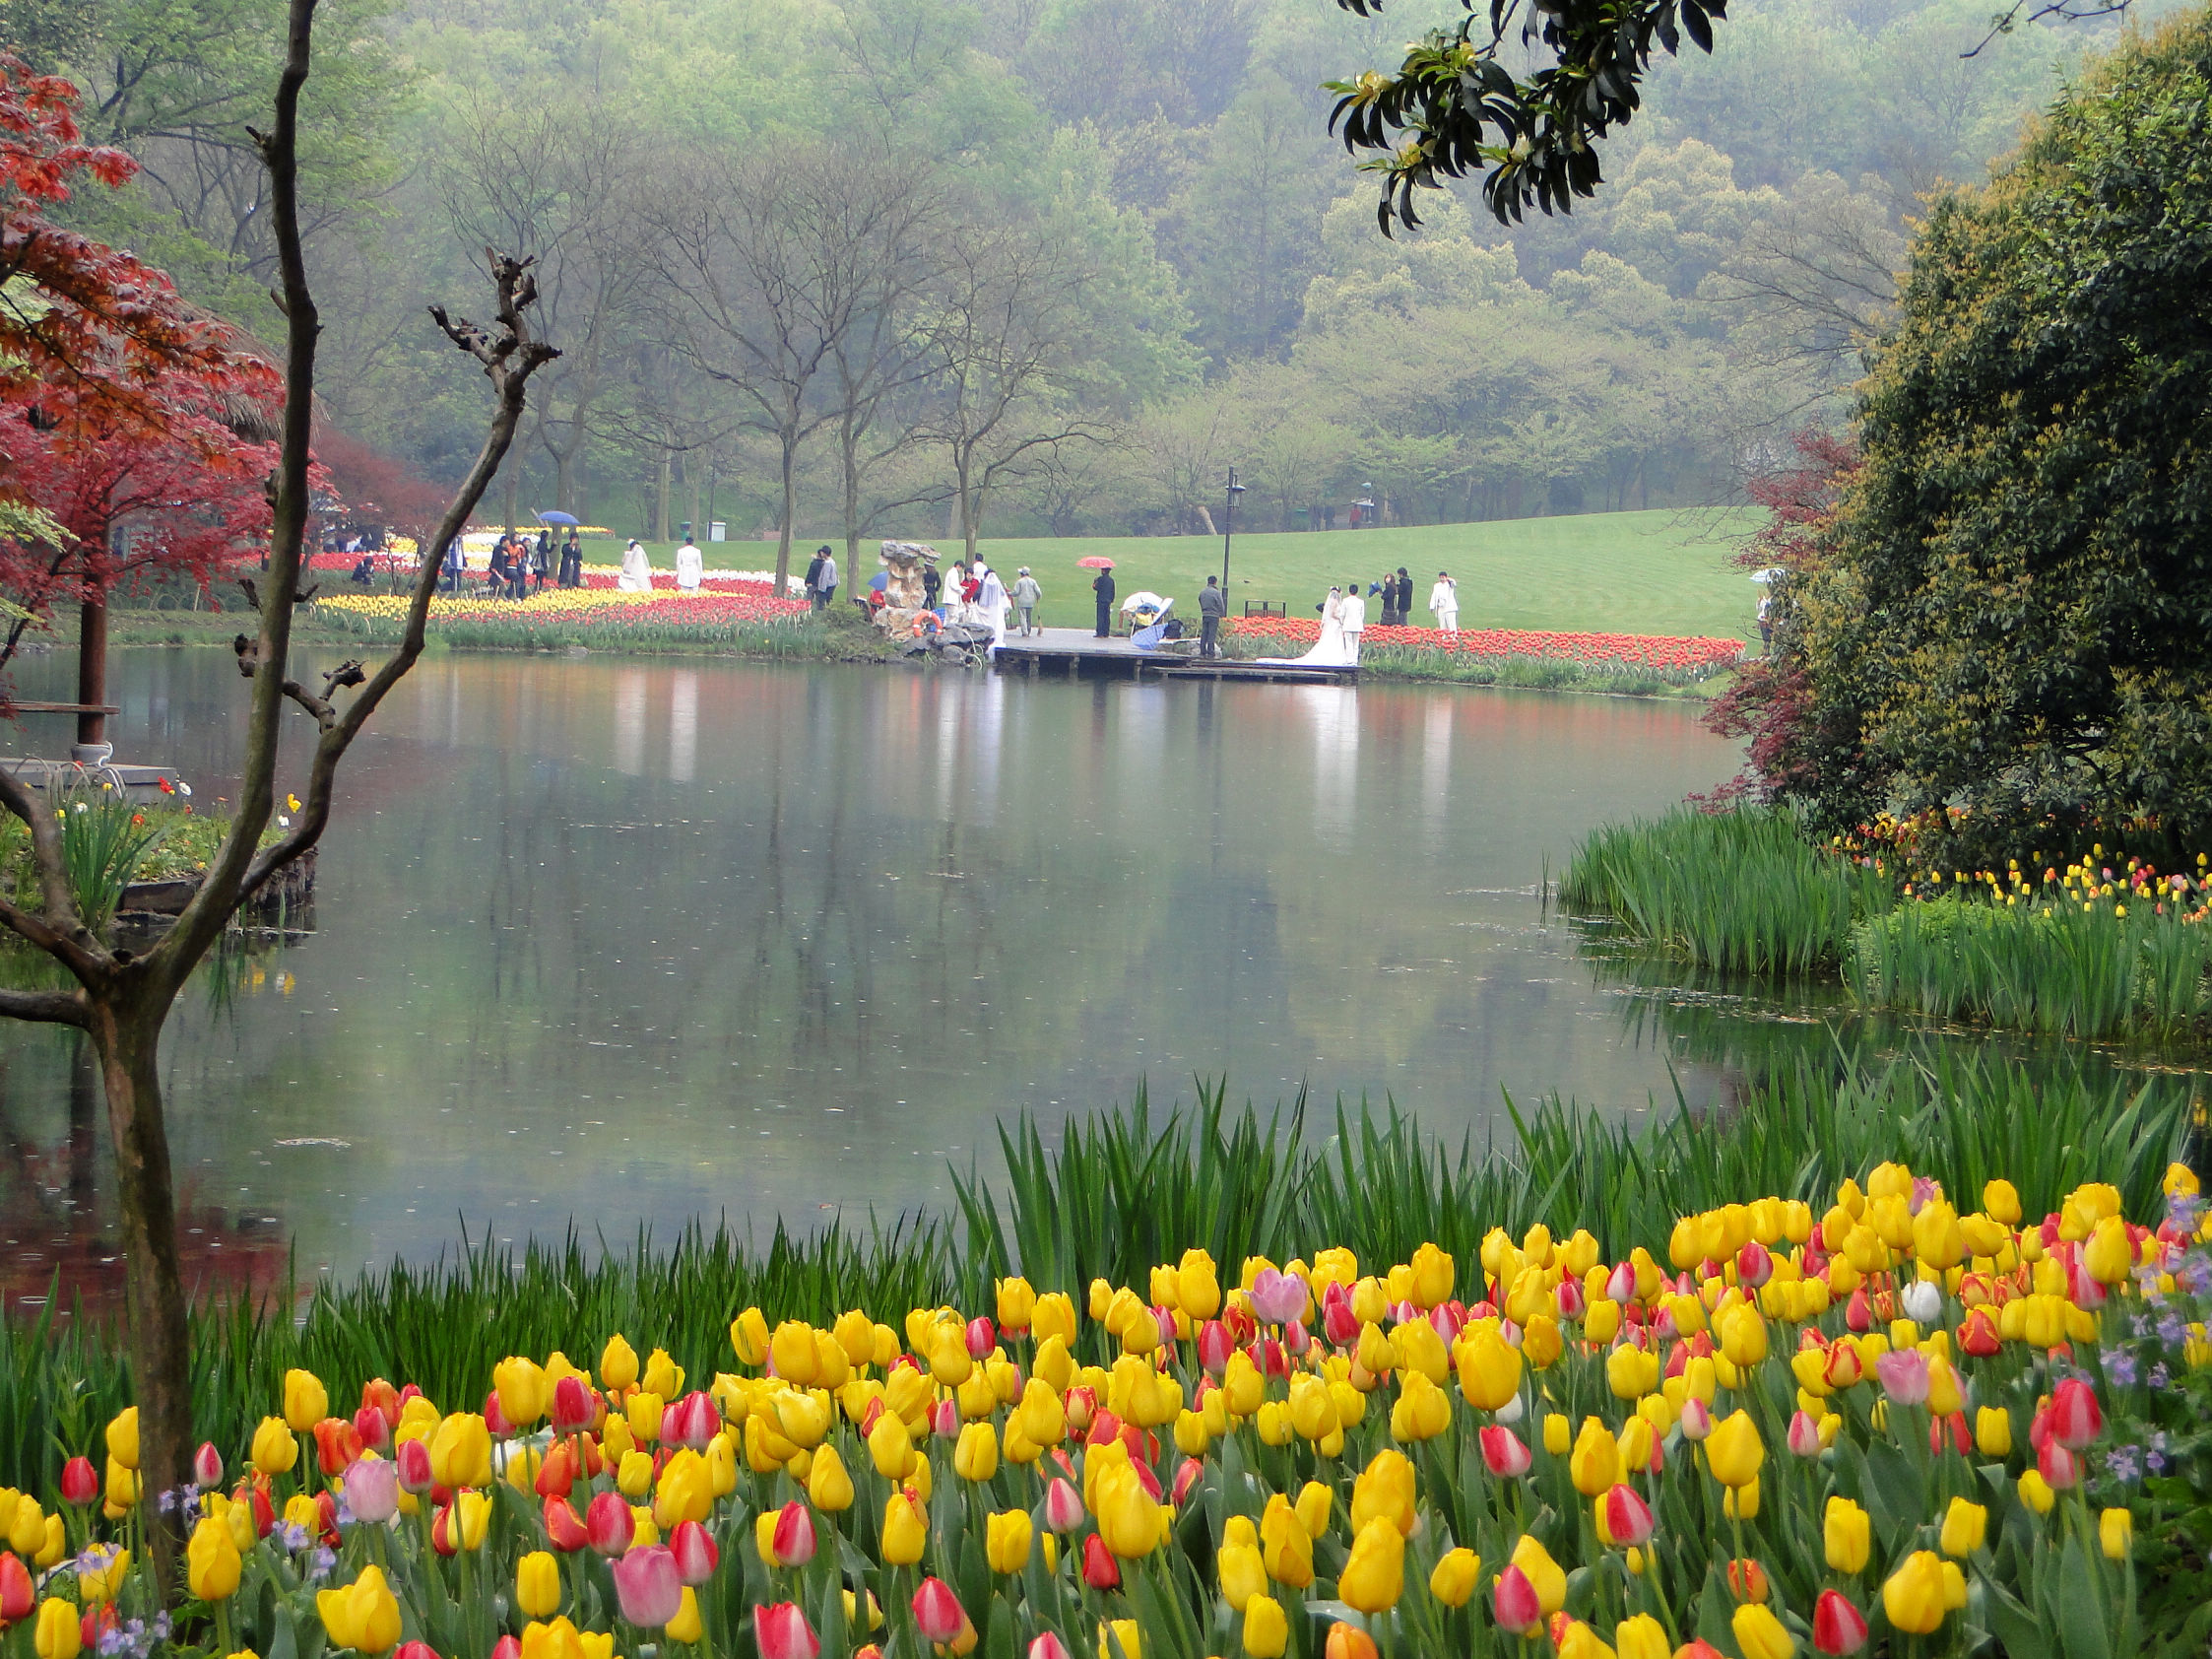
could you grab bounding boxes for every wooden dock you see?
[990,628,1358,684]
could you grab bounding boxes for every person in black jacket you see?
[1093,567,1116,636]
[557,531,583,587]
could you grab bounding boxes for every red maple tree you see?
[0,53,288,713]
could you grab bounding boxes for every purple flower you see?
[2105,1443,2143,1484]
[2159,1314,2188,1350]
[276,1521,310,1553]
[307,1547,337,1582]
[2149,1361,2172,1390]
[2106,1351,2139,1387]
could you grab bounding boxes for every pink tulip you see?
[931,1399,960,1439]
[1787,1410,1823,1459]
[966,1316,997,1360]
[586,1490,635,1557]
[670,1519,719,1585]
[1043,1479,1085,1533]
[771,1500,816,1566]
[552,1375,596,1434]
[2049,1378,2102,1449]
[395,1437,434,1495]
[754,1603,820,1659]
[1813,1589,1868,1656]
[394,1643,440,1659]
[611,1545,683,1627]
[672,1391,720,1450]
[353,1406,391,1454]
[1320,1283,1359,1347]
[193,1442,225,1490]
[1151,1304,1178,1348]
[1027,1635,1073,1659]
[1605,1261,1636,1303]
[344,1455,400,1525]
[1430,1301,1467,1343]
[1494,1564,1544,1634]
[912,1577,968,1644]
[1654,1303,1680,1341]
[1285,1318,1312,1356]
[2039,1440,2081,1491]
[1873,1349,1929,1406]
[483,1389,516,1439]
[1478,1427,1531,1478]
[1735,1240,1773,1289]
[1198,1320,1234,1377]
[490,1638,521,1659]
[1677,1399,1713,1441]
[1554,1278,1586,1319]
[1249,1268,1304,1325]
[1601,1484,1654,1546]
[60,1457,98,1507]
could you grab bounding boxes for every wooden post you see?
[76,594,107,756]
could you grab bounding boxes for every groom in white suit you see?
[1336,579,1367,662]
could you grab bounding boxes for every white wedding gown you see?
[1259,592,1354,666]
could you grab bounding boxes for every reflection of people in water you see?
[1257,587,1353,666]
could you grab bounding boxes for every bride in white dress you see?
[1258,587,1353,666]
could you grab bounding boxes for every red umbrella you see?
[1076,556,1116,569]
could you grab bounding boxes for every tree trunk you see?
[654,450,672,542]
[774,436,797,597]
[502,452,521,532]
[685,450,700,540]
[841,410,860,566]
[77,591,107,754]
[95,991,190,1588]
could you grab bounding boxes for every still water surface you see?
[5,649,1757,1296]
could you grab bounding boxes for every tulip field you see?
[6,1146,2205,1659]
[1225,620,1745,681]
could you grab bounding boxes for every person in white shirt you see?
[675,537,703,591]
[1429,570,1458,634]
[1336,578,1367,662]
[618,538,652,592]
[813,547,839,612]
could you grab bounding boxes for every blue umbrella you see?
[868,571,888,592]
[537,510,581,526]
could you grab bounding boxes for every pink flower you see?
[770,1500,816,1566]
[344,1455,400,1525]
[931,1399,960,1439]
[1493,1564,1543,1634]
[1320,1283,1359,1346]
[1027,1635,1073,1659]
[912,1578,969,1644]
[1478,1427,1531,1478]
[1043,1479,1085,1533]
[1873,1348,1929,1405]
[965,1317,997,1360]
[611,1544,683,1626]
[2049,1378,2102,1449]
[668,1391,720,1451]
[395,1438,434,1495]
[1813,1590,1868,1656]
[1249,1268,1305,1325]
[586,1490,634,1557]
[1554,1278,1587,1319]
[670,1519,719,1585]
[1735,1241,1774,1289]
[1198,1320,1234,1377]
[552,1375,596,1434]
[1677,1399,1713,1441]
[1787,1411,1823,1458]
[754,1603,820,1659]
[2039,1440,2081,1491]
[193,1443,225,1490]
[1605,1261,1636,1303]
[1601,1484,1654,1546]
[352,1407,390,1454]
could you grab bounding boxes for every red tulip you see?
[483,1390,516,1439]
[430,1501,459,1558]
[1321,1284,1359,1346]
[1601,1484,1654,1546]
[353,1406,391,1454]
[586,1490,635,1557]
[314,1417,363,1476]
[965,1316,997,1360]
[669,1391,720,1451]
[1198,1320,1234,1377]
[1478,1427,1531,1478]
[1493,1564,1543,1635]
[552,1375,596,1434]
[360,1378,401,1429]
[771,1500,815,1566]
[2049,1377,2102,1448]
[1084,1409,1123,1449]
[535,1441,577,1500]
[911,1577,968,1643]
[60,1457,98,1507]
[544,1495,590,1553]
[755,1604,820,1659]
[1812,1589,1869,1655]
[0,1551,33,1624]
[490,1637,521,1659]
[670,1519,719,1585]
[1081,1534,1121,1590]
[396,1438,434,1494]
[193,1442,225,1489]
[81,1605,116,1652]
[2039,1440,2081,1490]
[1027,1635,1073,1659]
[1735,1241,1773,1289]
[395,1642,440,1659]
[1959,1309,2001,1358]
[315,1488,342,1545]
[1172,1457,1204,1505]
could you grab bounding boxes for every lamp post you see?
[1221,466,1246,596]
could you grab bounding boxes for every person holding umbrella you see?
[1085,557,1116,637]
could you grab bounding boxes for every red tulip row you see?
[1227,617,1746,671]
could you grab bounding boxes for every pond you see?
[0,648,2158,1306]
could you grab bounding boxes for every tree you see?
[1756,10,2212,859]
[0,0,556,1582]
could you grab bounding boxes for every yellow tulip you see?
[316,1565,404,1654]
[1218,1542,1268,1612]
[521,1621,587,1659]
[1543,1414,1571,1456]
[2019,1470,2055,1514]
[1294,1482,1332,1539]
[449,1492,490,1551]
[1704,1410,1764,1488]
[251,1416,297,1477]
[1095,1464,1160,1559]
[1511,1535,1567,1617]
[1570,1418,1619,1496]
[1179,1250,1223,1321]
[1882,1551,1949,1635]
[666,1589,702,1645]
[1455,1325,1522,1410]
[1349,1448,1416,1536]
[617,1450,655,1499]
[1338,1518,1405,1614]
[1409,1242,1455,1307]
[33,1599,81,1659]
[1824,1496,1870,1572]
[284,1370,329,1434]
[1033,1293,1079,1348]
[881,1493,927,1565]
[1241,1593,1288,1659]
[2101,1507,2133,1560]
[808,1444,855,1513]
[729,1307,769,1366]
[986,1508,1032,1574]
[1733,1602,1795,1659]
[1428,1546,1480,1607]
[1097,1619,1140,1659]
[1939,1497,1986,1558]
[516,1552,561,1620]
[1975,1407,2012,1457]
[103,1409,139,1472]
[1615,1614,1668,1659]
[187,1517,242,1602]
[1719,1305,1768,1368]
[429,1414,492,1490]
[953,1421,999,1484]
[601,1335,640,1392]
[8,1494,42,1557]
[494,1356,550,1427]
[1390,1371,1452,1441]
[1259,1494,1314,1587]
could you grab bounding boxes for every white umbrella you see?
[1750,567,1787,583]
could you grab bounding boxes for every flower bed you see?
[1228,617,1746,674]
[18,1163,2205,1659]
[315,589,811,631]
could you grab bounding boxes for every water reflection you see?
[5,650,1763,1296]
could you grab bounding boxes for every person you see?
[675,534,703,592]
[618,537,652,592]
[923,559,943,614]
[1378,572,1399,628]
[1199,573,1226,657]
[1394,567,1412,627]
[805,546,826,609]
[558,530,583,588]
[1255,586,1348,666]
[1429,569,1459,634]
[1092,564,1116,637]
[977,562,1008,646]
[1757,587,1775,653]
[1338,576,1367,662]
[813,545,838,612]
[441,535,464,593]
[533,530,553,593]
[486,536,511,598]
[1012,567,1041,636]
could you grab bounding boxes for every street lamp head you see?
[1228,482,1246,494]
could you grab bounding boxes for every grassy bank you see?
[0,1055,2187,1494]
[1566,806,2212,1037]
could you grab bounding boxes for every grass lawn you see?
[625,507,1760,639]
